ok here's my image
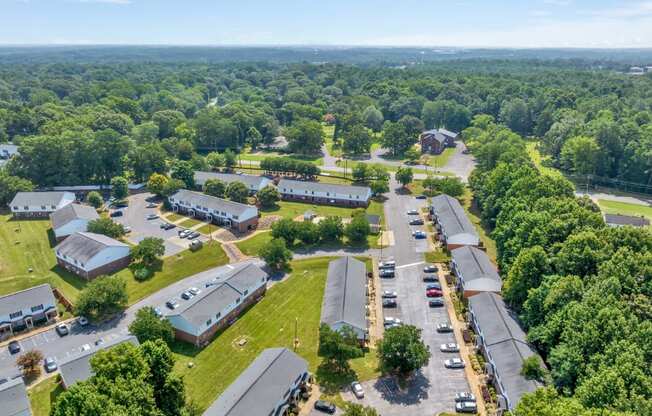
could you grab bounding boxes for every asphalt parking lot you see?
[341,179,469,415]
[113,192,206,256]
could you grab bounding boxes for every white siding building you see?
[55,232,130,280]
[9,192,75,218]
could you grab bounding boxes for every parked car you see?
[146,203,158,208]
[180,291,193,300]
[8,341,20,354]
[44,357,57,373]
[409,218,424,225]
[188,231,201,239]
[378,260,396,269]
[382,290,398,298]
[351,381,365,399]
[80,344,91,352]
[423,274,438,282]
[189,239,203,250]
[95,338,104,346]
[423,265,438,273]
[406,209,419,215]
[455,392,476,402]
[384,317,402,327]
[413,230,427,239]
[437,322,454,333]
[455,401,478,413]
[379,269,395,278]
[77,316,89,326]
[113,202,128,208]
[178,229,190,238]
[165,299,179,309]
[429,299,445,307]
[426,283,441,290]
[123,226,131,233]
[55,323,69,336]
[444,358,466,369]
[440,343,460,353]
[162,223,176,230]
[415,194,427,200]
[189,287,201,296]
[426,289,443,297]
[146,213,159,220]
[382,299,398,308]
[153,307,163,318]
[109,210,123,217]
[314,400,336,414]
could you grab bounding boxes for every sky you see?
[2,0,652,48]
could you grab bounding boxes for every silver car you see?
[444,358,465,369]
[351,381,364,399]
[440,343,460,353]
[44,357,57,373]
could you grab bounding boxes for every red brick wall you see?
[57,255,130,280]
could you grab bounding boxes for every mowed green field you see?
[0,213,85,300]
[261,200,384,221]
[29,376,64,416]
[598,199,652,228]
[172,256,379,411]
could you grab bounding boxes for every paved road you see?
[0,261,260,380]
[341,177,469,415]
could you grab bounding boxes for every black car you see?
[109,210,123,217]
[409,218,424,225]
[379,269,395,278]
[426,282,442,290]
[165,223,177,230]
[415,195,427,200]
[429,299,445,307]
[382,299,398,308]
[423,265,438,273]
[314,400,336,414]
[423,274,438,282]
[188,231,201,239]
[7,341,20,354]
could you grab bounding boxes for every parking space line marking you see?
[395,261,424,270]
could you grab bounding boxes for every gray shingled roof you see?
[59,335,139,388]
[431,194,479,246]
[0,377,31,416]
[365,214,381,226]
[194,171,268,189]
[422,129,447,144]
[438,128,459,139]
[321,257,367,333]
[468,293,541,409]
[169,189,254,217]
[277,179,371,200]
[170,263,267,328]
[604,213,650,227]
[204,348,309,416]
[451,246,501,292]
[9,191,74,209]
[0,284,55,321]
[50,203,100,230]
[54,232,128,264]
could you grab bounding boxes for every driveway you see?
[341,177,469,415]
[0,261,262,380]
[113,192,193,256]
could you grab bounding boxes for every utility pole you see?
[293,317,299,351]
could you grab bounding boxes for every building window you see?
[216,312,221,319]
[41,205,46,210]
[243,289,248,295]
[233,215,238,220]
[236,297,241,303]
[13,206,18,210]
[31,304,44,312]
[9,311,22,319]
[206,319,212,326]
[51,205,56,209]
[23,206,28,210]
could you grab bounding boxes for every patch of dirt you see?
[259,215,282,229]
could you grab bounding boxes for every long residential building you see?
[9,191,76,218]
[167,262,268,346]
[0,377,31,416]
[168,189,259,233]
[321,257,368,343]
[0,284,58,341]
[203,348,310,416]
[450,246,501,298]
[468,293,542,411]
[54,232,130,280]
[277,179,372,207]
[430,194,480,250]
[59,335,139,389]
[194,171,271,193]
[50,203,100,241]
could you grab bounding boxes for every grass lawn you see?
[0,213,87,301]
[261,200,384,221]
[527,141,564,179]
[173,257,379,411]
[29,376,64,416]
[178,217,205,229]
[163,212,185,222]
[598,199,652,228]
[323,124,342,158]
[196,223,214,235]
[237,151,324,166]
[116,241,228,304]
[424,147,456,169]
[461,189,498,262]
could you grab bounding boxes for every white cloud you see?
[543,0,571,6]
[69,0,131,4]
[586,1,652,18]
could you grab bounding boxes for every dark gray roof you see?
[9,191,74,208]
[171,263,267,328]
[422,129,447,144]
[204,348,309,416]
[365,214,381,225]
[169,189,254,217]
[0,284,55,319]
[59,335,139,388]
[431,194,479,246]
[54,232,128,264]
[194,171,268,189]
[604,213,650,227]
[468,293,540,409]
[0,377,31,416]
[451,246,501,292]
[50,203,100,230]
[321,257,367,333]
[438,128,459,139]
[277,179,371,200]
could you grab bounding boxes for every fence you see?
[567,174,652,196]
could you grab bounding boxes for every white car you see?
[444,358,465,369]
[351,381,364,399]
[455,392,476,402]
[378,260,396,269]
[384,317,402,326]
[406,209,419,215]
[80,344,91,352]
[189,287,201,296]
[440,343,460,353]
[77,316,89,326]
[382,290,398,298]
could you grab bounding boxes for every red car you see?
[426,289,443,297]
